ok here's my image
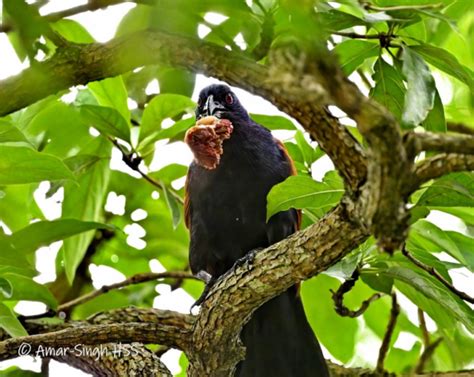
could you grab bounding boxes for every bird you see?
[184,84,329,377]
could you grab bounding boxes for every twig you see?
[416,337,443,373]
[415,309,443,373]
[110,138,185,205]
[364,2,444,12]
[447,122,474,136]
[331,269,384,317]
[402,247,474,304]
[418,308,430,346]
[58,271,198,313]
[332,31,388,40]
[376,293,400,373]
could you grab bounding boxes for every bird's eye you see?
[225,93,234,105]
[197,97,204,107]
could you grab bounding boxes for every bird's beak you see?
[200,95,226,119]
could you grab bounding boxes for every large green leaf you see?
[51,19,95,43]
[250,114,296,130]
[416,172,474,207]
[61,140,111,284]
[370,57,406,121]
[386,266,474,333]
[0,273,57,309]
[408,219,466,264]
[9,220,114,254]
[0,184,43,231]
[445,231,474,272]
[88,77,130,122]
[80,105,131,142]
[0,146,74,185]
[401,46,436,128]
[266,175,343,220]
[411,44,474,93]
[0,120,30,145]
[0,302,27,338]
[334,40,379,75]
[422,87,446,133]
[138,94,195,148]
[301,274,358,362]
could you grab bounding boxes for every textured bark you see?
[0,22,474,377]
[0,30,367,193]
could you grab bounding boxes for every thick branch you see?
[0,30,366,193]
[0,323,190,362]
[407,132,474,155]
[188,203,368,376]
[53,343,172,376]
[409,154,474,193]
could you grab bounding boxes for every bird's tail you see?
[236,287,329,377]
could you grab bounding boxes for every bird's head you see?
[195,84,249,123]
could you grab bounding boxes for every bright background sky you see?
[0,1,472,375]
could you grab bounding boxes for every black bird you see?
[184,84,329,377]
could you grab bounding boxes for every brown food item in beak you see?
[185,116,233,169]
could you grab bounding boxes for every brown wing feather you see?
[184,170,192,230]
[274,137,302,231]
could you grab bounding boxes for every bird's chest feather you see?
[189,128,281,225]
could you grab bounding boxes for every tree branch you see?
[447,122,474,136]
[409,153,474,193]
[402,247,474,304]
[57,271,197,313]
[376,293,400,373]
[0,29,367,193]
[407,132,474,155]
[331,269,384,317]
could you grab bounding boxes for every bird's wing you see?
[184,168,192,230]
[274,137,301,231]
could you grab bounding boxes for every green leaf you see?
[320,9,366,31]
[370,57,406,121]
[0,367,42,376]
[0,277,13,298]
[139,94,195,148]
[411,44,474,93]
[0,302,28,338]
[334,40,380,75]
[157,67,196,97]
[0,184,43,231]
[422,87,446,132]
[88,77,130,122]
[295,131,318,166]
[408,219,466,264]
[386,266,474,333]
[51,19,95,43]
[80,105,131,142]
[0,120,30,144]
[401,46,436,128]
[266,175,343,220]
[0,146,75,185]
[250,114,296,130]
[161,181,181,229]
[63,154,104,177]
[416,172,474,207]
[9,220,114,254]
[0,273,57,309]
[62,140,111,284]
[302,274,358,362]
[149,164,188,185]
[445,231,474,272]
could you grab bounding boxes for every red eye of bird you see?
[225,93,234,105]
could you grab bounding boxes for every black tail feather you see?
[236,287,329,377]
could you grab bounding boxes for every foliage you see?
[0,0,473,375]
